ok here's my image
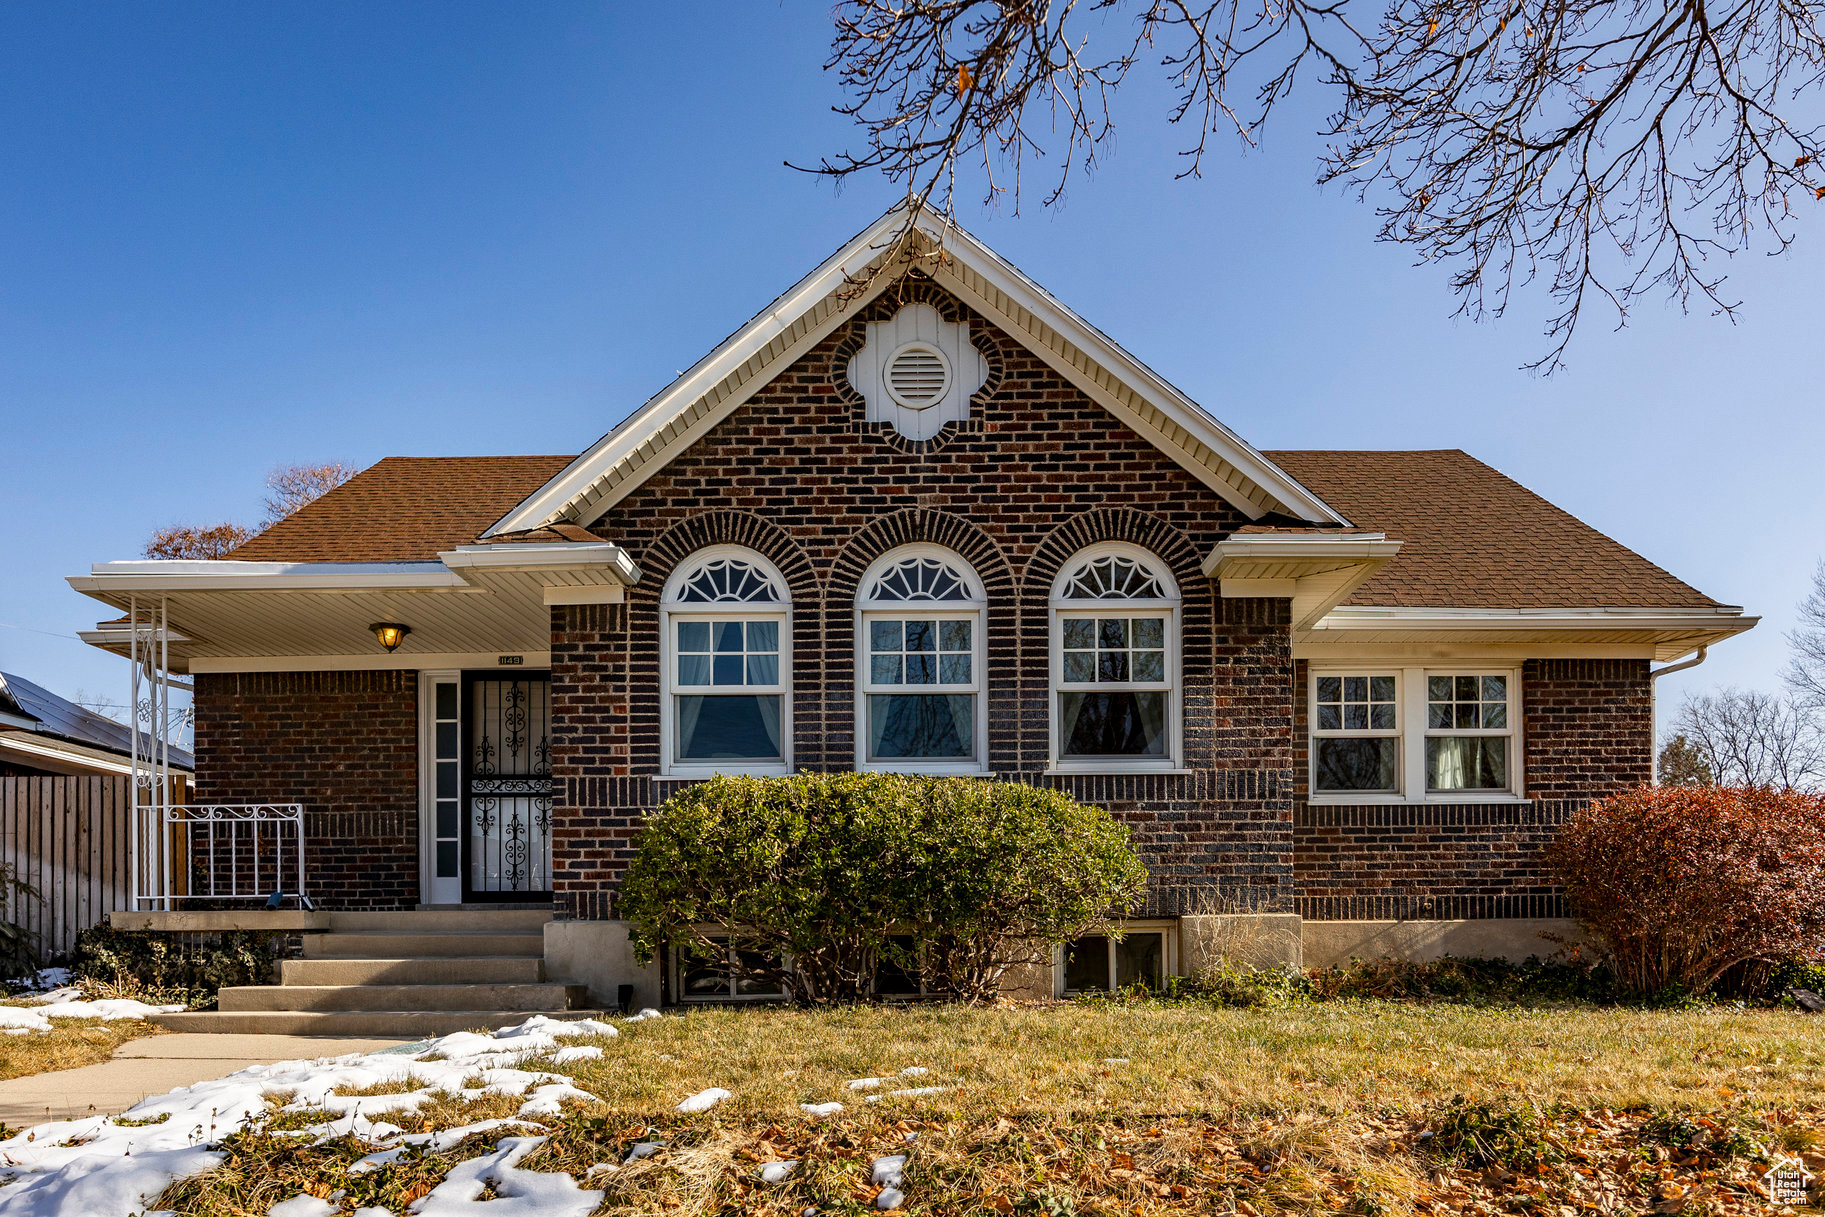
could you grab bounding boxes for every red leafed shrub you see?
[1546,785,1825,996]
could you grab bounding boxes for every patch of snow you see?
[876,1187,905,1210]
[516,1082,596,1119]
[845,1077,885,1091]
[0,995,185,1032]
[0,1014,625,1216]
[898,1066,928,1077]
[799,1102,844,1117]
[349,1148,407,1175]
[406,1136,601,1217]
[548,1045,602,1065]
[1102,1057,1130,1065]
[625,1141,663,1164]
[675,1087,730,1113]
[267,1194,338,1217]
[759,1160,798,1183]
[871,1155,907,1187]
[351,1209,396,1217]
[625,1008,662,1022]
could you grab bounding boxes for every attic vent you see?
[883,344,950,409]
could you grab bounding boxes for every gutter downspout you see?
[1647,645,1708,783]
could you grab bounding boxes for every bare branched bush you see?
[1786,559,1825,710]
[806,0,1825,370]
[143,522,255,560]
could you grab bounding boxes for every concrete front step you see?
[328,909,553,933]
[150,1009,608,1037]
[281,956,548,986]
[303,931,545,959]
[219,983,587,1013]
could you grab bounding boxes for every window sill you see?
[1045,765,1193,777]
[856,764,994,777]
[654,767,791,783]
[1306,793,1531,806]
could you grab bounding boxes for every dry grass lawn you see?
[0,1012,162,1083]
[166,1001,1825,1216]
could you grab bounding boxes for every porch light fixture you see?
[369,622,411,653]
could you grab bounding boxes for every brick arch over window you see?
[1020,508,1202,599]
[633,511,819,608]
[824,509,1018,770]
[826,272,1010,456]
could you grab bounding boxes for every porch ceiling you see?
[69,544,639,672]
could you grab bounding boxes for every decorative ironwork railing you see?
[167,803,307,905]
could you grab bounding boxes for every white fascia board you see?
[483,204,1347,536]
[0,732,173,778]
[69,561,463,601]
[931,221,1347,526]
[482,210,916,538]
[1312,605,1757,631]
[1201,534,1398,578]
[439,543,641,584]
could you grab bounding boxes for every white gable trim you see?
[483,207,1346,537]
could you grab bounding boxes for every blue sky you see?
[2,3,1817,727]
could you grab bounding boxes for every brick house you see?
[72,208,1754,1022]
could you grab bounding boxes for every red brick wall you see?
[1290,658,1653,919]
[193,670,419,910]
[548,276,1297,920]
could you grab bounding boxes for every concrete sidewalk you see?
[0,1033,412,1128]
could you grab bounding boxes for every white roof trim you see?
[440,543,641,583]
[1315,605,1752,627]
[483,205,1346,536]
[70,561,465,595]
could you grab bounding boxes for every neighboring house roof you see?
[229,456,575,563]
[1266,449,1721,610]
[482,205,1349,536]
[0,670,194,773]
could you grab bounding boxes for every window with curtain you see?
[662,549,789,775]
[856,548,986,771]
[1050,546,1179,769]
[1425,673,1513,792]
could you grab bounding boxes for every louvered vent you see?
[884,344,949,408]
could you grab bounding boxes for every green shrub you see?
[1424,1097,1560,1171]
[72,924,279,1006]
[620,773,1147,1004]
[1306,954,1615,1004]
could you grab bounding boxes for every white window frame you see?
[671,932,790,1003]
[854,544,990,775]
[1054,920,1178,996]
[1048,542,1182,773]
[1307,665,1525,804]
[1307,669,1404,802]
[1421,669,1522,799]
[417,669,463,906]
[659,545,792,779]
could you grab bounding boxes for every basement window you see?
[1059,925,1171,995]
[675,937,788,1002]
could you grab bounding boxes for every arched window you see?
[1049,543,1180,770]
[855,545,987,773]
[660,547,790,776]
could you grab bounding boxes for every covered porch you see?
[68,541,638,919]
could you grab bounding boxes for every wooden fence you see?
[0,776,137,958]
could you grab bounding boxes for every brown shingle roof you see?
[1265,449,1721,609]
[220,449,1722,611]
[228,456,575,563]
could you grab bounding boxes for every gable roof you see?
[1265,450,1722,610]
[482,206,1348,536]
[230,456,575,563]
[0,671,194,770]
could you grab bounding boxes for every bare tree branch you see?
[805,0,1825,370]
[1672,687,1825,789]
[1786,559,1825,708]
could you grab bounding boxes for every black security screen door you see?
[462,673,553,901]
